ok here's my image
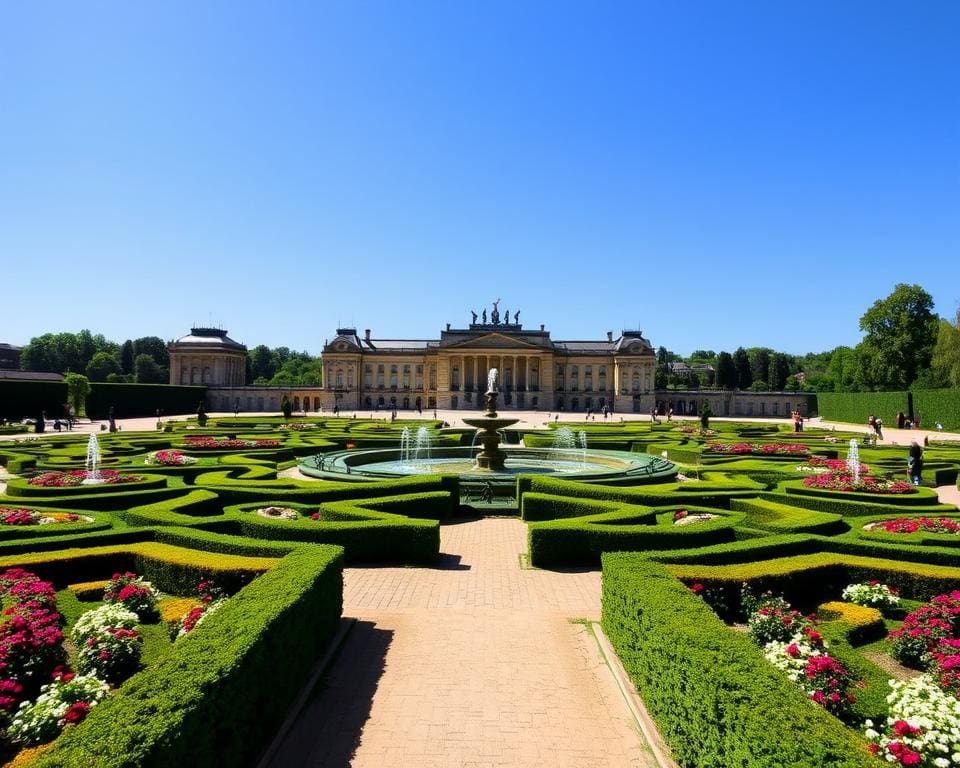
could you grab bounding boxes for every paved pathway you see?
[266,518,657,768]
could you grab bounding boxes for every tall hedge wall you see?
[0,380,68,421]
[814,391,909,427]
[911,388,960,432]
[87,383,207,418]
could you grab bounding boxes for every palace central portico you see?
[319,302,657,413]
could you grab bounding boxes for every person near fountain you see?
[874,417,883,440]
[907,441,924,485]
[108,406,116,433]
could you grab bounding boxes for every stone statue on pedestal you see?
[505,310,510,324]
[471,310,477,324]
[482,308,487,323]
[514,309,520,324]
[491,298,500,325]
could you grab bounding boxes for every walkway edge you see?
[256,616,357,768]
[592,622,678,768]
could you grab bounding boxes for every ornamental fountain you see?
[461,369,518,471]
[82,433,105,485]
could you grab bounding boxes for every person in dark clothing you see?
[908,441,924,486]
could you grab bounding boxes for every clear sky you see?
[2,2,958,357]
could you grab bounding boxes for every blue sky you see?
[2,2,957,356]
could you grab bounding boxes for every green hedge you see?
[912,388,960,432]
[527,504,739,567]
[815,391,909,427]
[601,553,874,767]
[0,379,68,421]
[86,382,208,419]
[36,545,343,768]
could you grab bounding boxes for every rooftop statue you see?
[491,298,500,325]
[471,310,478,324]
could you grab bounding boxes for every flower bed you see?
[180,437,281,449]
[143,450,197,466]
[0,509,88,526]
[27,471,143,488]
[280,423,315,430]
[255,506,299,521]
[802,473,915,494]
[865,676,960,766]
[103,572,159,619]
[706,442,810,456]
[672,509,717,526]
[841,581,901,610]
[866,518,960,535]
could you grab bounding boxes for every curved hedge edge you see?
[35,547,344,767]
[601,552,875,768]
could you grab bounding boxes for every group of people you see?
[791,409,805,432]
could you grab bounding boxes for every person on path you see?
[908,441,924,486]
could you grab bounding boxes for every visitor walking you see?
[907,441,924,486]
[108,406,116,433]
[874,417,883,440]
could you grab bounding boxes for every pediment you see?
[449,333,540,350]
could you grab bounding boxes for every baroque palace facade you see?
[174,306,813,418]
[318,308,657,414]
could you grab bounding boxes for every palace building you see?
[319,306,657,413]
[192,305,813,418]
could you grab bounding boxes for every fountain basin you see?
[299,445,676,484]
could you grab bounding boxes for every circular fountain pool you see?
[299,445,676,484]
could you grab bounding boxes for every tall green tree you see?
[716,352,736,389]
[64,373,91,417]
[120,340,135,374]
[133,337,170,368]
[749,348,771,385]
[86,351,121,381]
[733,347,752,389]
[768,353,790,390]
[134,354,167,383]
[857,283,938,390]
[249,345,276,381]
[930,310,960,388]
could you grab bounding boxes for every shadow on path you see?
[264,620,393,767]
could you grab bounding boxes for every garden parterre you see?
[1,416,960,765]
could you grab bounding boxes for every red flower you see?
[63,701,90,724]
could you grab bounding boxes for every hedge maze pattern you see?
[1,416,960,766]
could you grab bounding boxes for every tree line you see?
[19,332,171,384]
[659,284,959,393]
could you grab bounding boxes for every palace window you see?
[530,363,539,389]
[632,373,640,392]
[451,365,460,390]
[377,365,385,388]
[584,365,592,392]
[415,365,423,389]
[403,365,411,389]
[570,366,579,392]
[599,366,607,392]
[429,365,437,390]
[390,365,398,388]
[347,367,354,388]
[365,365,372,388]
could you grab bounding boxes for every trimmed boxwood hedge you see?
[601,552,874,767]
[35,544,344,767]
[528,504,740,567]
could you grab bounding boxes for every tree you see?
[86,351,121,381]
[120,340,135,375]
[716,352,736,389]
[133,337,170,368]
[750,349,771,386]
[930,310,960,388]
[64,373,91,417]
[700,400,712,430]
[249,345,275,381]
[824,346,860,392]
[857,284,938,390]
[134,354,166,383]
[280,394,292,419]
[733,347,752,390]
[768,353,790,391]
